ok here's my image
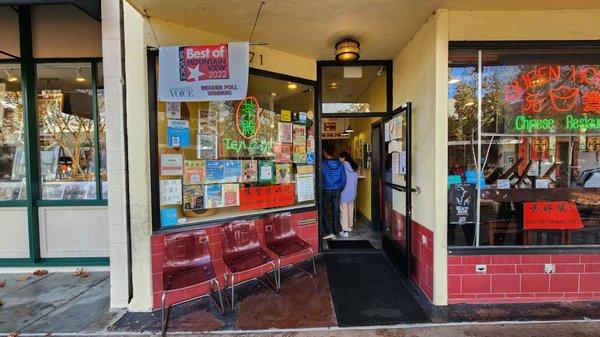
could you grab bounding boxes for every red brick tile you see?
[505,293,535,299]
[152,273,164,292]
[491,274,520,293]
[461,274,491,294]
[487,264,516,274]
[521,255,551,263]
[516,264,545,274]
[164,288,187,307]
[476,293,506,298]
[448,256,462,265]
[521,274,550,293]
[563,292,594,299]
[554,264,584,273]
[448,265,464,275]
[580,274,600,292]
[153,291,162,309]
[185,283,211,298]
[534,292,564,299]
[151,234,164,246]
[421,246,434,268]
[491,255,521,264]
[461,255,491,265]
[448,275,461,294]
[426,267,433,287]
[584,264,600,273]
[550,254,581,264]
[152,253,164,273]
[580,254,600,263]
[549,274,579,292]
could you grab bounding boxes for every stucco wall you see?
[392,10,449,305]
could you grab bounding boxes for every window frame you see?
[147,50,318,233]
[447,40,600,254]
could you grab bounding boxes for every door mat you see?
[324,252,428,326]
[326,240,374,250]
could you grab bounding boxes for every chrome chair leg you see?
[256,261,279,294]
[230,273,236,309]
[161,291,168,337]
[309,247,317,277]
[209,278,226,314]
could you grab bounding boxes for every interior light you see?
[269,92,278,97]
[345,126,354,133]
[448,78,460,84]
[327,79,342,91]
[287,82,298,89]
[75,68,86,82]
[335,38,360,62]
[464,101,475,107]
[3,69,18,82]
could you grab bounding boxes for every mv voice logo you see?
[178,44,230,82]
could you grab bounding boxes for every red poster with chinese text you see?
[523,201,583,230]
[239,184,295,211]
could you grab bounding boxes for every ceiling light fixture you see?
[287,82,298,89]
[335,38,360,62]
[326,79,342,91]
[3,69,18,82]
[448,78,460,84]
[75,68,86,82]
[269,92,278,97]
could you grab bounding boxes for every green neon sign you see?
[512,114,600,132]
[223,138,273,155]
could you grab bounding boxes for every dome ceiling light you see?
[326,78,342,91]
[335,38,360,62]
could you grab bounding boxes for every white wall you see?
[392,10,449,305]
[0,208,29,258]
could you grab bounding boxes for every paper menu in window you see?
[259,160,274,182]
[160,154,184,176]
[391,152,400,175]
[296,174,315,202]
[160,179,182,205]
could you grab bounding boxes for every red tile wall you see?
[411,221,434,301]
[151,210,319,309]
[448,253,600,304]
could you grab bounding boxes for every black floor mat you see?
[327,240,374,250]
[324,252,428,326]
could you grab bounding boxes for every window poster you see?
[293,144,307,163]
[292,124,307,163]
[296,165,314,174]
[223,160,242,183]
[167,120,190,148]
[391,152,400,175]
[197,134,218,159]
[278,122,292,143]
[184,160,205,185]
[205,160,224,183]
[160,153,184,176]
[239,184,295,210]
[204,184,223,208]
[280,109,292,122]
[275,163,292,184]
[160,208,178,227]
[296,173,315,202]
[259,160,274,183]
[393,115,403,139]
[306,135,315,165]
[160,179,182,205]
[198,109,218,134]
[183,185,204,211]
[222,183,240,207]
[166,102,181,119]
[241,160,258,182]
[298,111,307,124]
[274,142,292,163]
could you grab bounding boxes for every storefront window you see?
[0,63,26,201]
[36,62,100,200]
[156,73,316,228]
[448,45,600,247]
[97,63,107,199]
[321,65,388,114]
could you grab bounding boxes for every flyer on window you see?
[223,160,242,183]
[258,160,274,183]
[205,160,224,183]
[166,102,181,119]
[183,160,205,185]
[296,173,315,202]
[275,163,292,184]
[160,208,178,227]
[280,109,292,122]
[204,184,223,208]
[292,144,307,163]
[183,185,204,211]
[198,109,218,135]
[222,183,239,207]
[167,120,190,148]
[197,134,218,159]
[277,122,292,143]
[306,135,315,164]
[274,142,292,163]
[241,160,258,182]
[160,179,182,205]
[292,124,306,145]
[160,153,184,176]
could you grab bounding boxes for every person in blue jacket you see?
[321,143,346,240]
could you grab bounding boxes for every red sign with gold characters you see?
[239,184,295,211]
[523,201,583,230]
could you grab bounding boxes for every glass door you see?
[381,103,413,275]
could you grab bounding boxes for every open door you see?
[381,103,414,276]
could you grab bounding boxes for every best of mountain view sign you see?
[158,42,249,102]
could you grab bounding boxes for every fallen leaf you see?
[44,332,52,336]
[0,279,6,287]
[33,269,48,276]
[72,268,90,278]
[16,275,31,282]
[8,332,20,337]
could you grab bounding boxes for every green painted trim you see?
[37,199,108,207]
[92,61,102,199]
[0,257,109,267]
[0,201,28,207]
[19,6,40,263]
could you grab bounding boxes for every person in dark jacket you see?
[321,143,346,239]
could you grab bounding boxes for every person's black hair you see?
[323,142,335,156]
[339,151,358,171]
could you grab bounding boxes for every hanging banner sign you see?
[523,201,583,230]
[158,42,249,102]
[239,184,295,211]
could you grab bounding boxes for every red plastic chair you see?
[264,212,317,282]
[161,230,225,336]
[220,220,279,308]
